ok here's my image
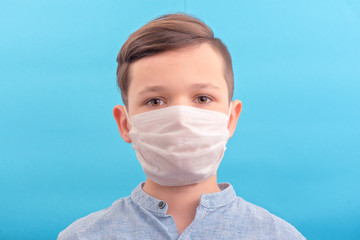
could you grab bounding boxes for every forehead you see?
[128,43,227,92]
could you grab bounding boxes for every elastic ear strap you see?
[123,106,132,125]
[228,102,233,118]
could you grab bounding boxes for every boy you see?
[58,13,305,239]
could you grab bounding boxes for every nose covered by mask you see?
[127,105,231,186]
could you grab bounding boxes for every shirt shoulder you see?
[227,196,306,240]
[57,196,136,240]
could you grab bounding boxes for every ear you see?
[113,105,132,143]
[227,100,242,138]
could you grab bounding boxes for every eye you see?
[146,98,165,107]
[196,95,212,104]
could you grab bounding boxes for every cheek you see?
[207,102,230,115]
[218,89,232,114]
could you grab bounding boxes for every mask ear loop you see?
[227,102,233,123]
[123,106,132,127]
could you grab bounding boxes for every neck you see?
[142,175,221,234]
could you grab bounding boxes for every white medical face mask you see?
[127,105,231,186]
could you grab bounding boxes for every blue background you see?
[1,0,359,239]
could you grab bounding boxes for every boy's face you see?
[114,43,242,143]
[129,43,230,115]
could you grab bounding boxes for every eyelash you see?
[145,98,165,107]
[195,95,213,104]
[145,95,213,107]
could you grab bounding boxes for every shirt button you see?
[158,201,166,209]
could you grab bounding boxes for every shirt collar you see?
[130,182,237,214]
[199,183,237,208]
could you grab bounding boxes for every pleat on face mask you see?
[125,105,231,186]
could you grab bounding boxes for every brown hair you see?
[116,13,234,106]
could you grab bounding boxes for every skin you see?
[113,43,242,235]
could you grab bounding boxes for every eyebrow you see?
[138,85,166,95]
[137,83,220,96]
[190,83,220,90]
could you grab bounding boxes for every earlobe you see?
[113,105,132,143]
[228,100,242,138]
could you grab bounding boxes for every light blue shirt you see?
[58,183,305,239]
